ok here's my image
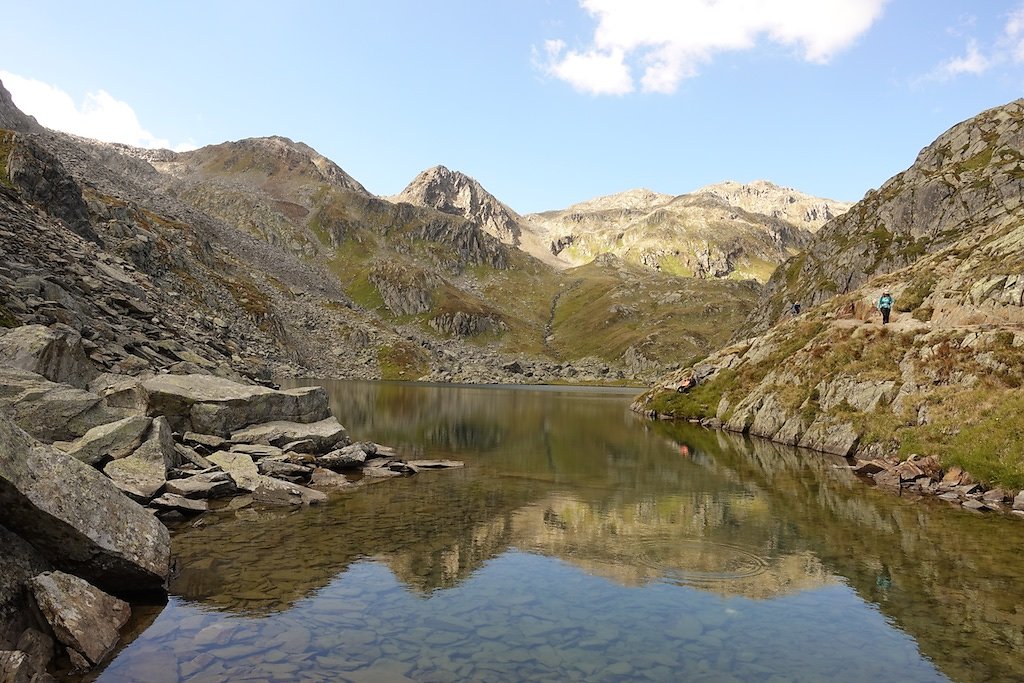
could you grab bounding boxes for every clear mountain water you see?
[82,381,1024,683]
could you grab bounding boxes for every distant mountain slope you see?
[526,181,849,282]
[0,77,759,384]
[635,99,1024,491]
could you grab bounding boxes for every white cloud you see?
[935,40,992,79]
[1000,6,1024,62]
[540,0,888,95]
[0,71,195,151]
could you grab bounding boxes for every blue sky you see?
[2,1,1023,213]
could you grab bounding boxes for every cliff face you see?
[636,98,1024,491]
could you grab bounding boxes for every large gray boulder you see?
[142,374,331,436]
[0,324,98,390]
[62,415,152,466]
[0,412,170,595]
[0,367,129,442]
[28,571,129,667]
[230,417,349,453]
[103,417,176,502]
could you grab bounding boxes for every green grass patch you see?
[345,271,386,312]
[378,341,430,380]
[899,387,1024,489]
[897,274,935,312]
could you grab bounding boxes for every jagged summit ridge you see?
[393,165,523,247]
[694,180,851,233]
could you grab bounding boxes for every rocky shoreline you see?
[0,325,460,681]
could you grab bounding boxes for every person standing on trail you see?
[878,290,894,324]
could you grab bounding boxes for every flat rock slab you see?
[229,444,283,460]
[208,450,324,504]
[64,415,151,466]
[230,417,348,454]
[142,374,331,436]
[252,477,327,506]
[164,472,237,499]
[29,570,129,666]
[150,493,208,515]
[207,451,260,492]
[0,412,169,595]
[407,460,464,469]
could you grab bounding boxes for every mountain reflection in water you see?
[83,382,1024,683]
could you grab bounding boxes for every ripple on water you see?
[633,537,771,587]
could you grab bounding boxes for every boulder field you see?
[0,323,458,679]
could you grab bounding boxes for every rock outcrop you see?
[0,411,170,594]
[393,165,524,247]
[29,571,130,667]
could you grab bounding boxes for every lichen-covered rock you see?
[0,412,169,595]
[230,417,348,454]
[28,571,129,666]
[62,415,152,466]
[103,417,176,502]
[0,367,128,443]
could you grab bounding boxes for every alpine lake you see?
[76,381,1024,683]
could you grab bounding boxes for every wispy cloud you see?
[538,0,888,95]
[932,40,992,80]
[0,71,195,151]
[924,4,1024,82]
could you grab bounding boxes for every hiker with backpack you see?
[878,290,894,324]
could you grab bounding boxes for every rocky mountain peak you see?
[158,136,368,195]
[693,180,851,233]
[393,165,523,246]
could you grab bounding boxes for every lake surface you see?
[83,381,1024,683]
